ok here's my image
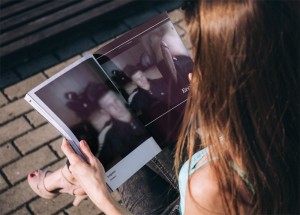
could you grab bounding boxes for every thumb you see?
[188,73,193,81]
[79,140,95,163]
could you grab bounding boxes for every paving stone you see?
[0,117,32,145]
[188,48,193,58]
[44,55,81,77]
[0,98,32,124]
[92,24,129,44]
[4,73,47,100]
[15,123,60,154]
[174,23,186,37]
[29,193,73,215]
[3,146,57,184]
[0,142,19,167]
[123,9,160,28]
[0,70,21,90]
[65,198,102,215]
[11,206,31,215]
[83,39,113,56]
[25,110,47,127]
[181,33,192,50]
[177,19,188,34]
[55,37,96,61]
[169,9,184,24]
[16,54,59,79]
[0,180,36,214]
[49,158,66,171]
[50,138,65,158]
[0,91,8,106]
[82,44,104,56]
[0,174,8,191]
[155,0,181,13]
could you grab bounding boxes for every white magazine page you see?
[24,94,79,153]
[25,54,161,191]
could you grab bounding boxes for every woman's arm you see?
[61,139,132,215]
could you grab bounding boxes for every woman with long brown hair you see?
[31,0,300,214]
[175,0,299,214]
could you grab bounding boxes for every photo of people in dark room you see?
[35,58,151,170]
[94,19,194,145]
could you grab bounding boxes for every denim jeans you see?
[118,144,180,215]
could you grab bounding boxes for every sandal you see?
[27,167,87,205]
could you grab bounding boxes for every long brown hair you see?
[175,0,299,214]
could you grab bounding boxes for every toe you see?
[28,171,37,178]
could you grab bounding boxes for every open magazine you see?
[24,12,193,192]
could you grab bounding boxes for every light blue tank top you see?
[178,148,254,214]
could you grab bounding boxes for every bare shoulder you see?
[184,164,224,215]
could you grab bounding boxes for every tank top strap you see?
[191,150,255,194]
[191,152,255,195]
[189,147,219,174]
[228,161,255,194]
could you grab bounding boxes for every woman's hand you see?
[61,139,131,215]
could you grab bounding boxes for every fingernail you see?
[81,140,87,146]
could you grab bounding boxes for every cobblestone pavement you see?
[0,9,191,215]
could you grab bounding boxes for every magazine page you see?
[25,55,161,191]
[94,12,194,148]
